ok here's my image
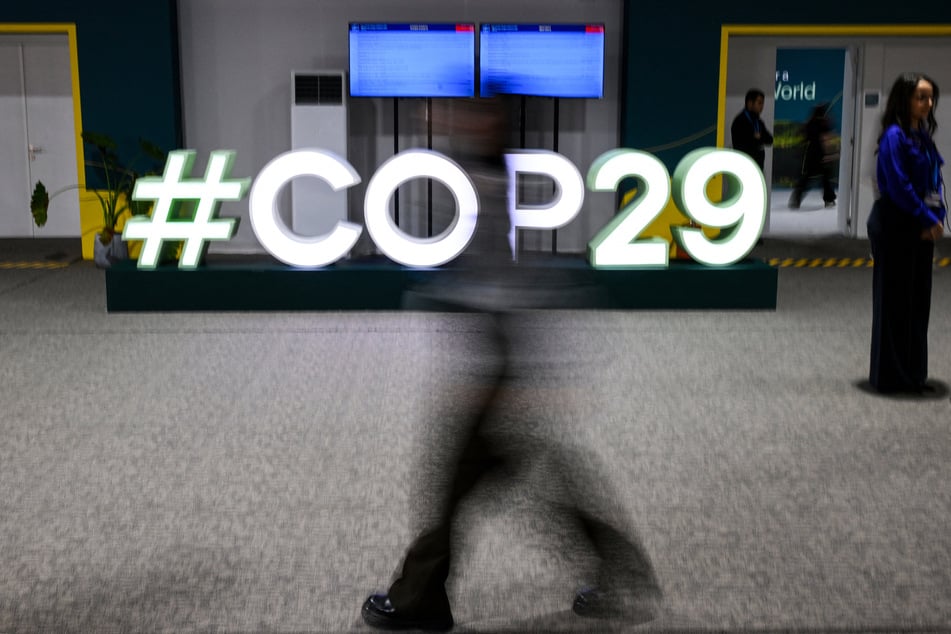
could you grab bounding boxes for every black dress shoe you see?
[572,587,658,623]
[362,593,454,631]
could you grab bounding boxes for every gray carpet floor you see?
[1,239,951,633]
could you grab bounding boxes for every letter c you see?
[249,149,363,268]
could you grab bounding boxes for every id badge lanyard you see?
[929,142,950,229]
[745,111,760,135]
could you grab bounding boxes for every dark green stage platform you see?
[104,255,777,312]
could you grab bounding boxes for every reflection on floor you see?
[766,186,840,237]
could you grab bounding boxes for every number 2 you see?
[587,147,766,268]
[586,149,671,267]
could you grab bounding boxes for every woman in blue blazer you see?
[868,72,946,393]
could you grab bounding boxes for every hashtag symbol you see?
[123,150,249,269]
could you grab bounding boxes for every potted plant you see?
[30,131,165,268]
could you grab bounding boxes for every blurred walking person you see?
[789,103,838,209]
[361,89,660,631]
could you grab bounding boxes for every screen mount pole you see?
[393,97,400,227]
[552,97,559,255]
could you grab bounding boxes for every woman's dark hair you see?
[879,72,939,143]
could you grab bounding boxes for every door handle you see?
[28,144,43,161]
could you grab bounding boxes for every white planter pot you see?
[93,234,128,269]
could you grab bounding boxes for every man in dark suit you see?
[731,88,774,171]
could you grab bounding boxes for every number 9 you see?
[670,148,766,266]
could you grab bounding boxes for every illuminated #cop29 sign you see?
[122,147,767,269]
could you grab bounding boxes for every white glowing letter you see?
[505,151,585,256]
[586,149,670,268]
[670,148,766,266]
[364,150,478,268]
[248,149,362,268]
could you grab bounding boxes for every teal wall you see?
[0,0,181,184]
[9,1,951,181]
[622,1,951,169]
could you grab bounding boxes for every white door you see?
[838,46,859,236]
[725,36,862,238]
[0,33,79,237]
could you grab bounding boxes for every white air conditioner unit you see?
[290,70,348,236]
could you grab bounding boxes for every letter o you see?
[364,150,479,267]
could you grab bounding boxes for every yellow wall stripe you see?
[718,25,951,149]
[0,261,71,270]
[0,257,946,270]
[765,257,950,268]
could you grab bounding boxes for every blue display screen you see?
[349,23,476,97]
[479,24,605,98]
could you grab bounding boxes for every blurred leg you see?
[374,314,512,622]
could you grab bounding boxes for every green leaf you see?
[36,130,169,232]
[81,130,117,153]
[138,138,167,164]
[30,181,50,227]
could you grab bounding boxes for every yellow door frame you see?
[717,24,951,147]
[645,25,951,250]
[0,23,97,258]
